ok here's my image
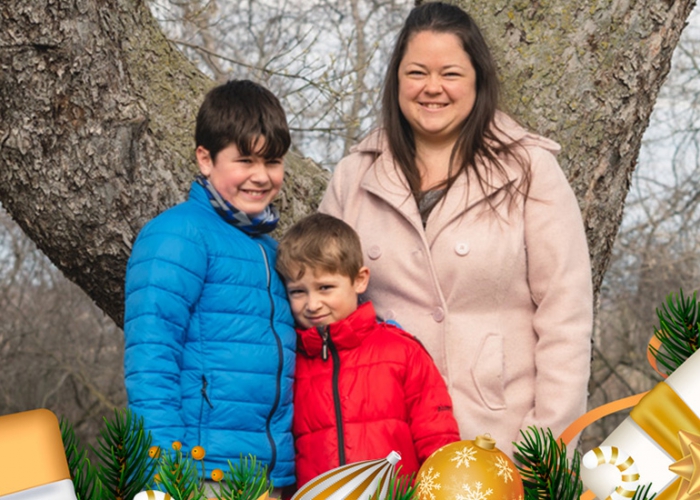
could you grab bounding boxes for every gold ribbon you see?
[647,333,669,379]
[559,392,649,447]
[626,382,700,500]
[629,382,700,461]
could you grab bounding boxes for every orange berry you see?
[154,473,161,483]
[172,441,182,451]
[148,446,161,459]
[191,445,206,460]
[211,468,224,482]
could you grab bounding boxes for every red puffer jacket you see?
[293,302,460,488]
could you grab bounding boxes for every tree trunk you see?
[0,0,327,326]
[450,0,696,294]
[0,0,694,326]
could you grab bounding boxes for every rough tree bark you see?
[454,0,697,300]
[0,0,327,326]
[0,0,695,327]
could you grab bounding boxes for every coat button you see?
[432,307,445,322]
[368,245,382,260]
[455,242,470,256]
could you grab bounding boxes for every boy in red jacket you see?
[276,213,460,488]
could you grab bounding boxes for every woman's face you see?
[398,30,477,146]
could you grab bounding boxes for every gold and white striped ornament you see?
[582,446,640,500]
[291,451,401,500]
[133,490,173,500]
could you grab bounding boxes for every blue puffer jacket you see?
[124,181,296,486]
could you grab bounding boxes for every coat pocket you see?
[470,333,506,410]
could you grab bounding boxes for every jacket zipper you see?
[318,326,346,465]
[259,244,283,473]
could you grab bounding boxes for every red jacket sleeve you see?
[399,331,461,463]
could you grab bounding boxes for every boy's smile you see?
[285,267,369,329]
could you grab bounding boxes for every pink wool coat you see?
[319,113,593,457]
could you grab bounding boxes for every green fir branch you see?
[153,447,205,500]
[370,469,418,500]
[513,426,583,500]
[60,417,104,500]
[632,483,657,500]
[92,408,156,500]
[213,455,273,500]
[649,289,699,375]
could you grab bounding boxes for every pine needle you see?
[632,483,657,500]
[213,454,273,500]
[513,426,583,500]
[649,289,699,375]
[370,469,418,500]
[153,447,205,500]
[60,417,104,500]
[92,408,157,500]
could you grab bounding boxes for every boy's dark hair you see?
[277,214,364,282]
[195,79,290,161]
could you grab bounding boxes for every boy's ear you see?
[353,266,370,294]
[196,146,213,177]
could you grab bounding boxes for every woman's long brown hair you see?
[381,2,531,212]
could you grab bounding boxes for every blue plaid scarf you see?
[195,175,280,236]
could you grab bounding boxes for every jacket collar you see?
[296,302,377,357]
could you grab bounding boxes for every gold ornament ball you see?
[416,435,524,500]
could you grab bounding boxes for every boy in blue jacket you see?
[123,80,296,487]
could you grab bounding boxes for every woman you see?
[319,2,593,457]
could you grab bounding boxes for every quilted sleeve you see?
[404,337,461,464]
[123,211,207,449]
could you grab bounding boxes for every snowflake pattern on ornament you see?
[450,446,478,468]
[417,466,442,500]
[494,455,514,483]
[456,481,493,500]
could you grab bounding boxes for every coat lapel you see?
[356,130,520,247]
[425,159,519,246]
[358,133,424,234]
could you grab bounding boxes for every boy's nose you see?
[249,161,269,182]
[306,294,322,311]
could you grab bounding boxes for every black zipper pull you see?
[201,375,214,408]
[318,326,329,361]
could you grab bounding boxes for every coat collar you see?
[353,112,561,245]
[296,302,377,357]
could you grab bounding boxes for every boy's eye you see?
[287,289,303,296]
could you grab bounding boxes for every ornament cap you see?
[474,434,496,450]
[386,451,401,465]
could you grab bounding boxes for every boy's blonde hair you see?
[276,213,364,281]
